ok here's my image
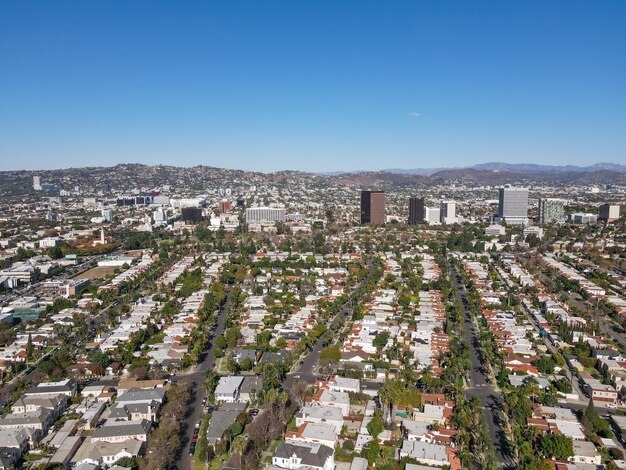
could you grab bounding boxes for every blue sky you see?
[1,1,625,172]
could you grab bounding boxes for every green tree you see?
[48,244,64,259]
[319,345,341,362]
[373,332,389,351]
[540,433,573,460]
[26,333,34,361]
[232,434,248,467]
[225,327,241,348]
[367,414,385,437]
[215,336,227,350]
[362,439,380,465]
[89,350,110,368]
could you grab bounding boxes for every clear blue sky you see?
[1,1,625,172]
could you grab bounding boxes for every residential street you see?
[453,268,514,469]
[174,292,230,469]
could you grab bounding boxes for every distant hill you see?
[471,162,626,173]
[381,167,449,176]
[1,161,625,197]
[377,162,626,175]
[426,168,626,184]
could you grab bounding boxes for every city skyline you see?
[0,3,625,467]
[1,1,625,172]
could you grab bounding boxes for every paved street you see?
[453,268,514,469]
[177,261,372,468]
[175,293,230,469]
[284,302,352,388]
[283,264,374,389]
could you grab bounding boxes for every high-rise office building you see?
[408,197,425,225]
[360,191,385,224]
[245,207,286,223]
[538,198,565,224]
[440,200,457,224]
[599,204,621,222]
[101,208,114,222]
[181,207,204,223]
[218,200,232,213]
[498,187,529,225]
[33,176,41,191]
[425,207,441,225]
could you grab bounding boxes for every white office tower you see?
[538,198,565,224]
[425,207,441,225]
[153,209,168,223]
[101,208,114,222]
[33,176,41,190]
[498,187,529,225]
[440,200,457,224]
[245,207,286,223]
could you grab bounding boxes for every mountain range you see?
[378,162,626,176]
[1,161,625,197]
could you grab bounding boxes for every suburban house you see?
[215,376,244,403]
[271,440,335,470]
[71,439,144,468]
[91,419,151,443]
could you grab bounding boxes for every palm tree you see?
[232,434,248,468]
[419,365,435,391]
[379,379,402,425]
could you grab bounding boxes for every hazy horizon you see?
[3,159,626,175]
